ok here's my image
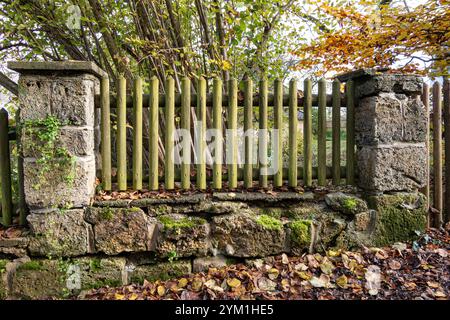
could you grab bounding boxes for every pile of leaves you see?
[82,228,449,300]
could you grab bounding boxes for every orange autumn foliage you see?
[293,0,450,77]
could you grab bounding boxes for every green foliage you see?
[17,260,43,271]
[255,214,283,231]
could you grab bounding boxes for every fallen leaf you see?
[388,259,402,270]
[178,278,188,288]
[227,278,241,288]
[114,293,125,300]
[320,258,335,275]
[435,248,448,258]
[281,253,289,264]
[336,275,348,289]
[310,274,330,288]
[191,279,203,292]
[268,268,280,280]
[257,277,277,291]
[157,285,165,296]
[427,281,440,288]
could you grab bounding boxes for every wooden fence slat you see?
[303,78,313,187]
[100,77,112,191]
[15,110,27,225]
[0,109,13,226]
[259,78,268,188]
[317,79,327,186]
[288,79,298,187]
[228,79,238,189]
[181,77,191,190]
[421,83,430,226]
[244,78,253,189]
[346,80,356,185]
[132,77,143,190]
[443,78,450,224]
[117,76,127,191]
[196,77,207,190]
[332,79,341,185]
[149,76,159,191]
[274,79,283,187]
[433,81,443,227]
[212,78,223,189]
[165,77,175,190]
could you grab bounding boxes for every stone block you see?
[156,214,210,258]
[27,209,92,257]
[21,126,94,158]
[356,93,426,145]
[367,192,427,246]
[127,260,191,284]
[357,143,427,192]
[286,220,316,255]
[0,260,8,299]
[192,255,231,273]
[23,155,96,209]
[355,74,423,98]
[324,192,368,215]
[10,259,66,299]
[85,207,157,255]
[70,257,126,291]
[211,212,287,258]
[18,74,97,126]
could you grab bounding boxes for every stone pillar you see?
[337,69,428,245]
[8,61,106,210]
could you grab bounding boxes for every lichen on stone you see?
[254,214,283,231]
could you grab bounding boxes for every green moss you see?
[129,207,142,213]
[17,260,43,271]
[260,208,283,219]
[368,193,427,246]
[89,258,102,272]
[342,198,357,211]
[100,207,114,220]
[0,260,7,273]
[255,214,283,231]
[158,215,206,230]
[289,220,312,247]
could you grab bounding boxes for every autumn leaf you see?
[227,278,241,288]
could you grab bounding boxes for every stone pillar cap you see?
[7,60,108,79]
[336,67,421,82]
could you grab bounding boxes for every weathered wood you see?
[274,79,283,187]
[346,80,356,185]
[303,79,313,187]
[132,76,143,190]
[181,77,191,190]
[228,79,238,188]
[212,78,223,189]
[244,78,253,188]
[332,79,341,185]
[433,81,443,227]
[421,83,430,226]
[149,76,159,191]
[100,77,112,191]
[196,77,207,190]
[0,109,12,226]
[15,110,27,225]
[259,78,268,188]
[443,78,450,224]
[116,76,127,191]
[317,79,327,186]
[288,79,298,187]
[165,77,175,190]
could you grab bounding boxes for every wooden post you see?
[443,78,450,224]
[332,79,341,185]
[346,80,355,185]
[100,77,112,191]
[274,79,283,187]
[228,79,238,189]
[317,78,327,186]
[303,78,313,187]
[212,78,223,189]
[244,78,253,188]
[196,77,207,190]
[16,110,27,225]
[149,76,159,191]
[288,79,298,187]
[165,76,175,190]
[132,76,143,190]
[259,78,268,188]
[0,109,12,226]
[421,83,430,226]
[433,81,443,227]
[181,77,191,190]
[117,76,127,191]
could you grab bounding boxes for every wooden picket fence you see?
[423,79,450,228]
[97,76,356,192]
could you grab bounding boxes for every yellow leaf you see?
[227,278,241,288]
[268,268,280,280]
[129,293,138,300]
[336,275,348,288]
[191,279,203,291]
[157,285,166,296]
[114,293,125,300]
[178,278,188,288]
[296,271,312,280]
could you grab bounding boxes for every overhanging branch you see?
[0,71,18,96]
